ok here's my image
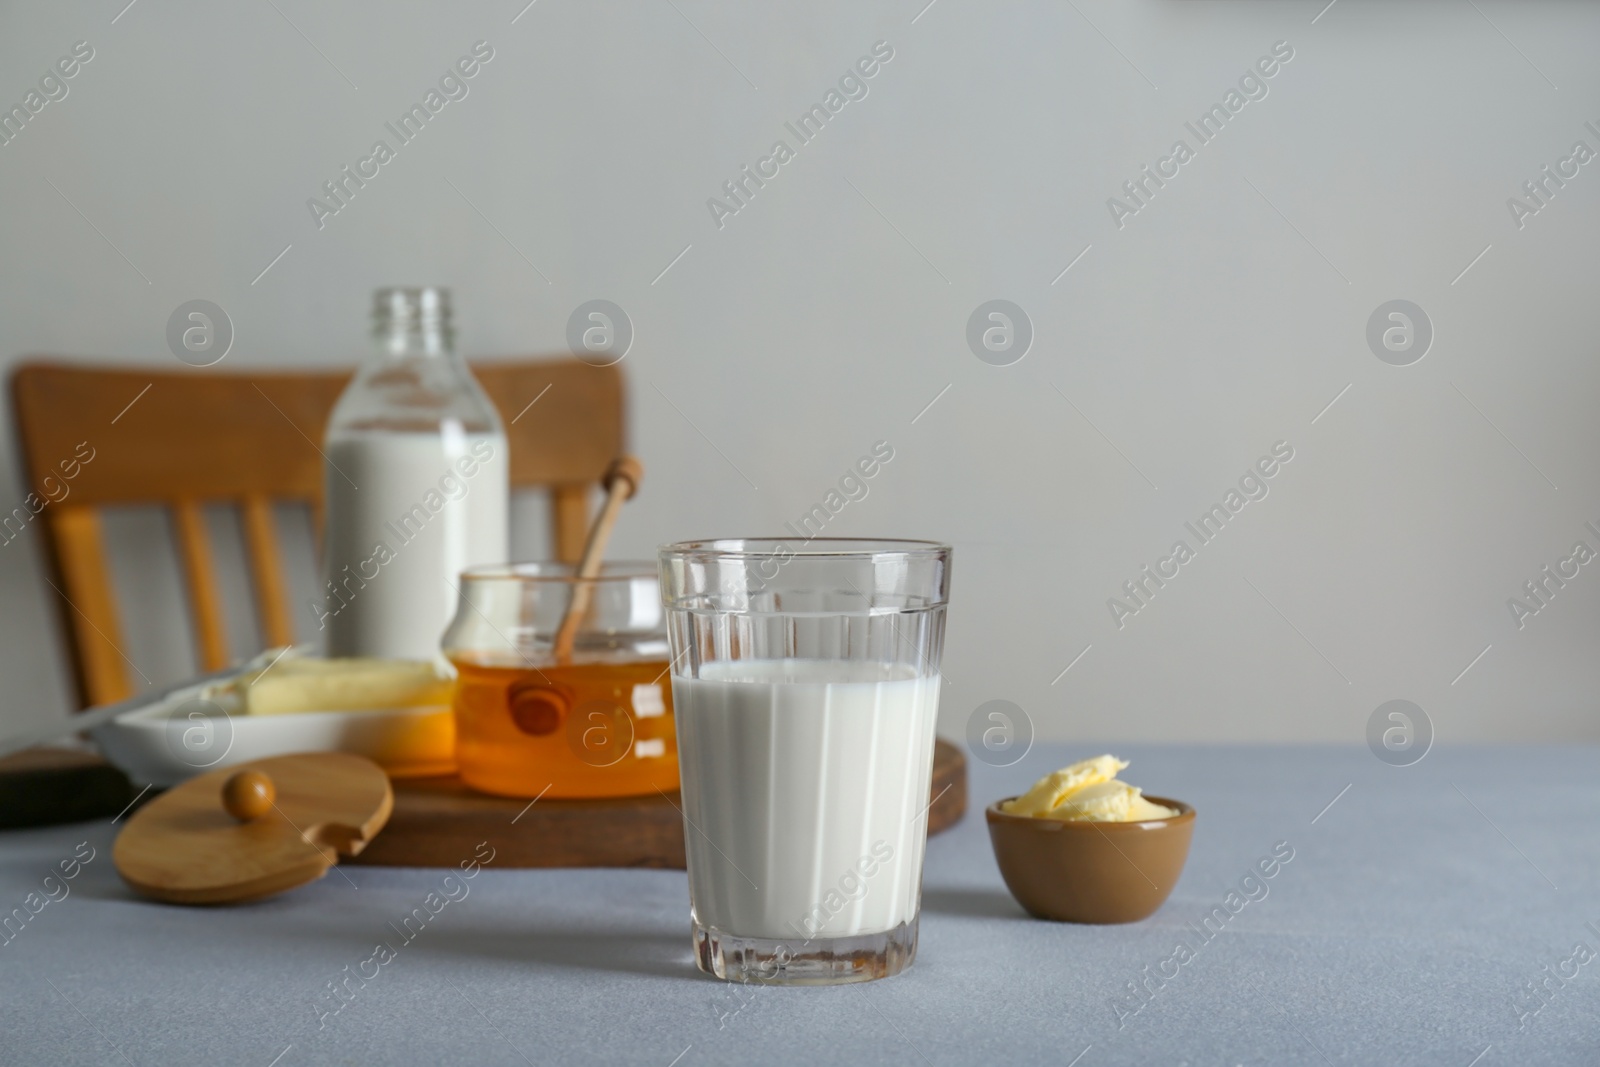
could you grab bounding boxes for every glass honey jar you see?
[441,562,676,798]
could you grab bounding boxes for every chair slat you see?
[551,485,590,564]
[172,500,229,672]
[13,362,622,507]
[44,506,132,705]
[241,496,293,649]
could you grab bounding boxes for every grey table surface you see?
[2,742,1596,1067]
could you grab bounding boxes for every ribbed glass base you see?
[692,917,918,985]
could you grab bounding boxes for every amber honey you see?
[449,654,677,798]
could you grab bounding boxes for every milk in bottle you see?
[319,288,508,661]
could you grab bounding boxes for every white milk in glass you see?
[673,659,941,941]
[322,426,506,661]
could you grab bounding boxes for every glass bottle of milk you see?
[320,288,509,662]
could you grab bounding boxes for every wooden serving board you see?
[353,738,967,869]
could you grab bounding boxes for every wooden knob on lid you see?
[222,770,275,822]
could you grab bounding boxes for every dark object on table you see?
[354,737,968,869]
[986,795,1194,923]
[0,748,135,829]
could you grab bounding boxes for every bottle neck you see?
[373,319,454,359]
[371,287,454,359]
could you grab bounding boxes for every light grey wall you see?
[2,1,1597,748]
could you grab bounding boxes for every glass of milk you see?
[320,288,508,662]
[659,538,952,984]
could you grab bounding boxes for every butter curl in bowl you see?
[988,755,1193,923]
[1000,755,1176,822]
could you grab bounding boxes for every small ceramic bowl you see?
[986,796,1195,923]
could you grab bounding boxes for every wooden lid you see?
[114,752,392,905]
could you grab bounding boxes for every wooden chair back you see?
[9,359,623,709]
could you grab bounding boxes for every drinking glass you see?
[659,538,952,984]
[442,562,677,799]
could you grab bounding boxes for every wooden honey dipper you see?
[553,455,642,663]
